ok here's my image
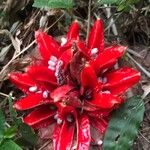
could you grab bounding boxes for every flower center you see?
[90,48,98,58]
[66,113,75,123]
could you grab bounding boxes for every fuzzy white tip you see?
[50,55,58,62]
[29,86,37,92]
[61,37,67,46]
[42,91,49,98]
[97,140,103,145]
[91,48,98,55]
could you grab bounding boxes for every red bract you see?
[9,18,140,149]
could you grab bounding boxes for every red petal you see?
[14,93,50,110]
[88,18,104,52]
[23,105,56,126]
[59,48,74,69]
[67,20,79,41]
[80,65,101,91]
[32,118,55,129]
[56,104,77,120]
[103,67,140,94]
[76,41,90,58]
[53,121,75,150]
[26,66,57,85]
[51,85,74,102]
[59,40,72,52]
[35,31,60,60]
[76,115,91,150]
[8,73,36,93]
[90,92,122,108]
[88,109,112,118]
[90,45,126,74]
[90,117,108,134]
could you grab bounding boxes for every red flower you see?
[9,18,140,149]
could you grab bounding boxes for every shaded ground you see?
[0,0,150,149]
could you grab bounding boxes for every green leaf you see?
[0,110,5,141]
[98,0,121,4]
[33,0,73,9]
[103,96,145,150]
[18,123,37,146]
[4,126,17,139]
[8,95,21,125]
[0,140,22,150]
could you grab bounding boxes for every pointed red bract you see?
[53,121,75,150]
[90,92,122,108]
[59,48,74,69]
[88,18,104,52]
[50,85,74,102]
[32,118,55,129]
[14,93,50,110]
[104,67,140,94]
[67,20,79,41]
[26,66,57,85]
[76,115,91,150]
[23,105,56,126]
[81,64,101,91]
[90,45,126,73]
[8,73,36,93]
[90,117,108,134]
[76,41,90,58]
[35,31,60,60]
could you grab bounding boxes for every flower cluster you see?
[9,19,140,149]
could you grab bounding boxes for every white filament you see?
[57,118,63,124]
[91,48,98,56]
[29,86,37,92]
[42,91,49,98]
[50,55,57,62]
[61,37,67,46]
[97,140,103,145]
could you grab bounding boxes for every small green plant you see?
[0,96,37,150]
[33,0,73,9]
[98,0,141,11]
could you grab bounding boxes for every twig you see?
[0,92,13,98]
[86,0,92,44]
[105,12,122,32]
[38,140,52,150]
[139,131,150,143]
[127,48,143,59]
[0,13,65,78]
[0,40,35,78]
[127,53,150,78]
[104,4,119,41]
[44,12,65,32]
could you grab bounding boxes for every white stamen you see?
[91,48,98,55]
[103,90,111,94]
[55,71,58,77]
[103,77,107,83]
[48,65,55,70]
[61,37,67,46]
[97,140,103,145]
[50,56,57,62]
[36,91,42,93]
[54,114,58,120]
[29,86,38,92]
[98,77,103,82]
[57,118,63,124]
[48,60,56,67]
[42,91,49,98]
